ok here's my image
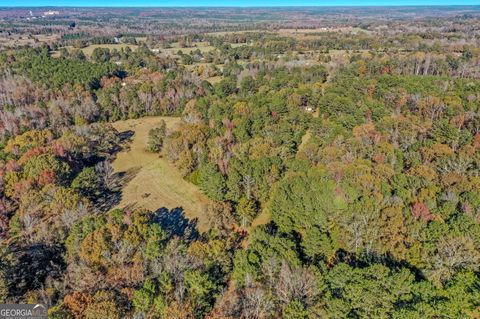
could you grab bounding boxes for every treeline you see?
[4,48,121,90]
[0,48,204,139]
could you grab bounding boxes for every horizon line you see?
[3,4,480,7]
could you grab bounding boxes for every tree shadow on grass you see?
[95,166,142,212]
[153,207,199,241]
[117,130,134,143]
[107,130,134,156]
[93,129,137,212]
[113,166,142,190]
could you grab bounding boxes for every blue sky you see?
[4,0,480,6]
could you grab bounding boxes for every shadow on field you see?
[93,129,138,212]
[117,130,134,143]
[114,166,141,188]
[95,166,141,212]
[153,207,199,241]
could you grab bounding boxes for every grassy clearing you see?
[279,27,372,39]
[81,44,139,56]
[159,41,215,57]
[250,208,271,229]
[0,34,59,48]
[206,76,223,84]
[51,44,139,58]
[111,116,211,232]
[205,30,265,36]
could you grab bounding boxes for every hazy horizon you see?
[3,1,480,7]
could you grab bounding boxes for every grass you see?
[111,116,211,232]
[51,44,139,58]
[81,44,139,56]
[206,76,223,84]
[278,27,372,39]
[158,41,215,57]
[158,41,249,58]
[0,34,59,49]
[250,208,271,229]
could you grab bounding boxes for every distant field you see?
[0,34,59,48]
[111,116,211,231]
[205,30,266,36]
[80,43,139,56]
[159,41,215,57]
[278,27,372,39]
[51,43,139,58]
[207,27,370,40]
[206,75,223,84]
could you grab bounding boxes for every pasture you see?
[111,116,211,232]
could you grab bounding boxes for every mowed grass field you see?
[51,43,139,58]
[159,41,248,58]
[111,116,211,231]
[81,44,139,56]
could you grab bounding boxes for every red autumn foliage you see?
[411,202,437,222]
[334,186,347,200]
[5,159,20,173]
[473,133,480,149]
[380,66,392,74]
[13,179,35,198]
[100,75,120,88]
[37,169,57,187]
[372,152,386,164]
[51,142,67,158]
[18,146,48,165]
[64,291,92,317]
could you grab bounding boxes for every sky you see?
[4,0,480,6]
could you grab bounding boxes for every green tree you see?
[71,167,100,197]
[0,268,8,303]
[91,47,111,63]
[147,120,167,153]
[325,263,415,319]
[283,300,309,319]
[236,197,257,228]
[198,163,226,201]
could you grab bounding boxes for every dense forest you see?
[0,6,479,319]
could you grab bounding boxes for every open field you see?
[158,40,249,57]
[111,116,211,231]
[80,43,139,56]
[51,43,139,58]
[204,28,370,40]
[278,27,372,38]
[205,30,268,36]
[158,41,215,57]
[0,33,59,48]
